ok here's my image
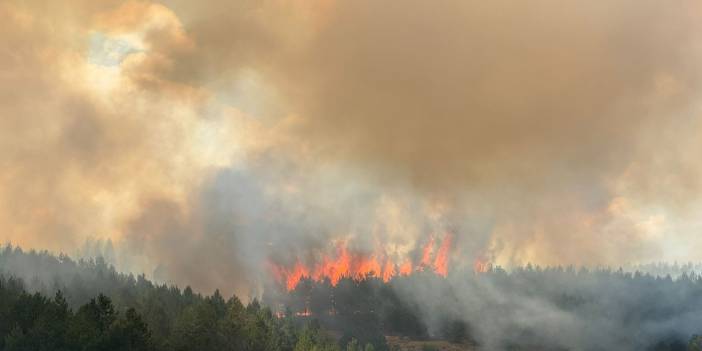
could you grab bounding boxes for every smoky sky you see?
[1,0,702,295]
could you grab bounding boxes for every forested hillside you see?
[0,245,361,351]
[267,265,702,351]
[5,245,702,351]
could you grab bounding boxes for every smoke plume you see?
[2,0,702,298]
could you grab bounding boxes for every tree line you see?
[266,265,702,351]
[6,244,702,350]
[0,245,379,351]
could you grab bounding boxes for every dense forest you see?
[4,244,702,350]
[0,245,369,351]
[267,267,702,351]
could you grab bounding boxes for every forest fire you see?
[271,234,454,290]
[473,256,493,273]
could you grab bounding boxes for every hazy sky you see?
[1,0,702,295]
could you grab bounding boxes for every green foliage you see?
[338,313,388,351]
[0,272,310,351]
[108,308,152,351]
[0,288,152,351]
[0,246,311,351]
[171,302,219,350]
[294,321,339,351]
[346,338,360,351]
[13,245,702,351]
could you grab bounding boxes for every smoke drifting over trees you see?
[3,1,702,349]
[0,246,343,351]
[3,0,702,293]
[5,246,702,350]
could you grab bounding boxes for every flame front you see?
[420,236,435,267]
[271,234,454,291]
[433,234,452,277]
[473,256,493,273]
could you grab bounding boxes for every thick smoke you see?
[150,0,702,266]
[2,0,702,303]
[0,0,243,257]
[276,0,702,189]
[4,1,702,350]
[267,0,702,266]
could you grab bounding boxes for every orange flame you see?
[433,234,452,277]
[382,259,396,282]
[399,260,413,276]
[473,256,492,273]
[271,234,454,291]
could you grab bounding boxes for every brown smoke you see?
[0,0,234,252]
[270,1,701,192]
[2,0,702,294]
